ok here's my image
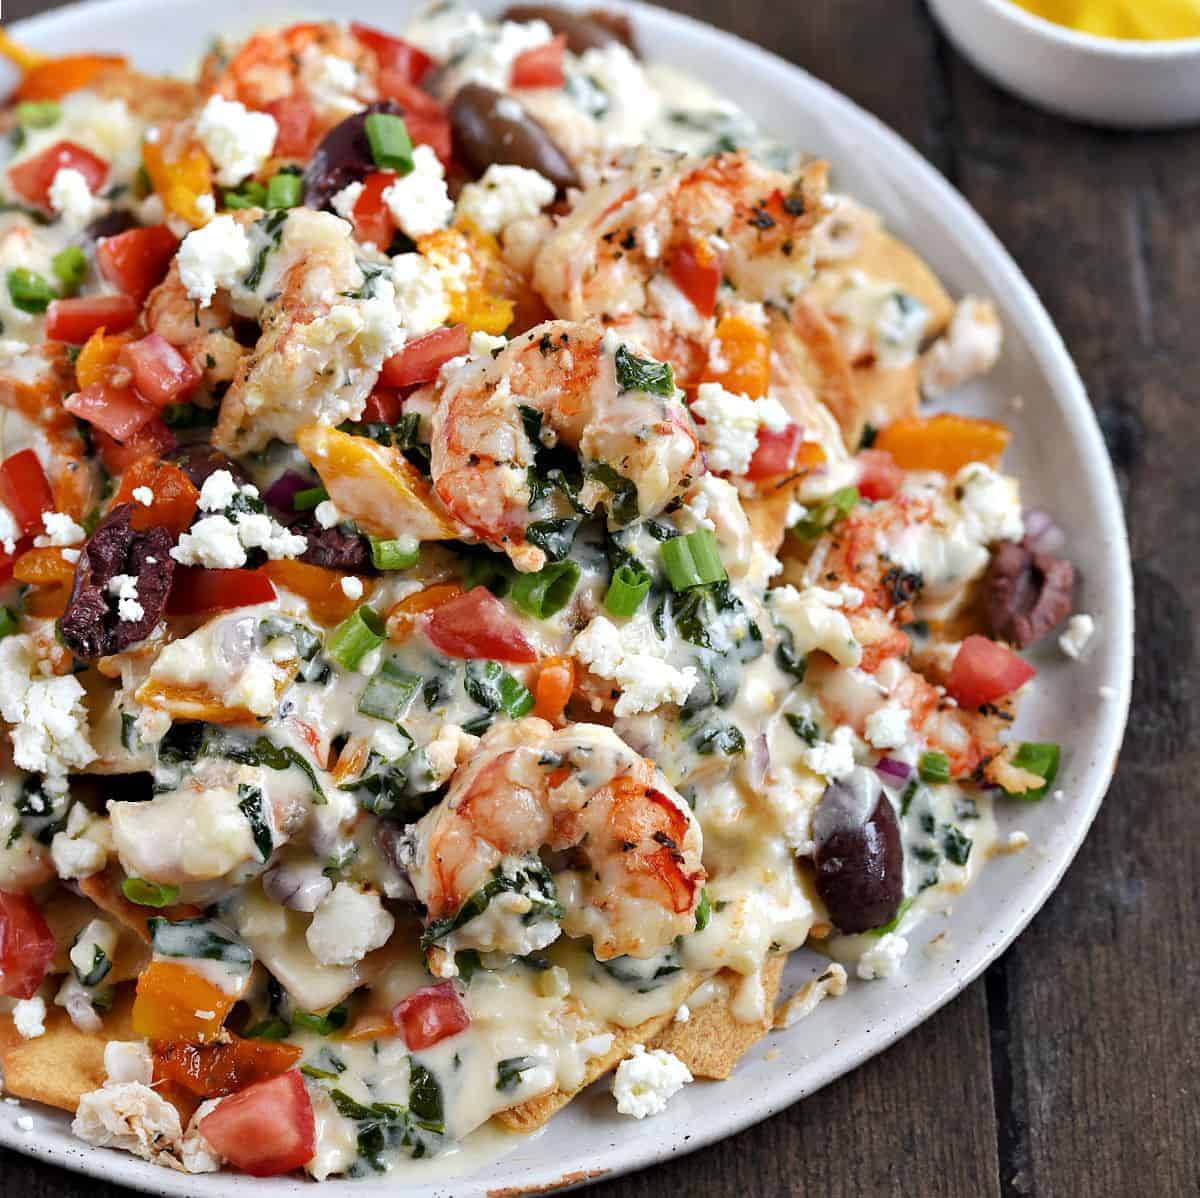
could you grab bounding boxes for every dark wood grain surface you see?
[0,0,1192,1194]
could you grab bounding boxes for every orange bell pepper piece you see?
[533,656,574,724]
[112,457,200,537]
[385,583,462,643]
[260,559,374,626]
[76,327,134,389]
[16,54,126,102]
[142,137,214,229]
[13,546,76,618]
[153,1034,302,1098]
[0,29,48,73]
[132,960,237,1043]
[702,315,771,400]
[342,1011,395,1043]
[421,225,515,335]
[874,412,1011,475]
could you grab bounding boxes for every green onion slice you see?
[510,560,580,620]
[359,658,422,721]
[790,486,859,541]
[51,245,87,295]
[121,877,181,908]
[918,750,951,785]
[604,561,652,617]
[1006,742,1060,801]
[369,535,420,571]
[292,485,328,512]
[660,529,727,592]
[364,112,414,174]
[328,606,385,670]
[7,268,54,314]
[266,171,303,210]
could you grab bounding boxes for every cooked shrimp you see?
[145,266,246,387]
[430,319,703,572]
[532,148,828,328]
[404,718,705,960]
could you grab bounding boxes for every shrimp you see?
[430,319,703,572]
[145,266,246,388]
[532,148,828,329]
[404,718,705,961]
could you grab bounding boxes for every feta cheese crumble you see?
[306,883,395,967]
[1059,613,1095,660]
[178,215,254,308]
[48,168,101,227]
[455,164,556,235]
[382,146,453,240]
[34,510,85,548]
[108,574,144,623]
[12,996,46,1039]
[339,576,364,600]
[856,931,909,980]
[171,471,306,568]
[864,703,910,751]
[196,94,277,186]
[131,486,154,507]
[801,724,858,782]
[690,382,791,476]
[571,616,697,716]
[611,1044,692,1118]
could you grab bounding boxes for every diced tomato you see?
[0,890,56,1000]
[118,333,200,407]
[510,34,567,88]
[426,587,536,663]
[14,54,125,103]
[373,75,453,165]
[361,387,405,424]
[0,450,54,537]
[45,294,139,344]
[264,94,317,159]
[95,225,179,304]
[199,1070,315,1178]
[351,22,433,84]
[154,1035,302,1099]
[669,240,720,318]
[945,635,1037,710]
[168,568,278,616]
[93,418,175,475]
[392,981,470,1051]
[351,170,397,249]
[380,325,468,388]
[8,139,108,209]
[65,383,158,441]
[744,423,804,481]
[855,448,904,501]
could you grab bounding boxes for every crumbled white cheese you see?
[170,515,245,569]
[611,1044,692,1119]
[34,510,85,548]
[470,330,507,357]
[956,463,1023,544]
[1059,613,1095,660]
[770,584,862,669]
[178,215,254,308]
[0,503,19,555]
[48,167,102,227]
[864,703,911,751]
[314,499,343,530]
[172,471,305,567]
[431,18,553,94]
[922,297,1002,398]
[331,181,364,221]
[801,724,858,782]
[339,576,364,600]
[306,883,395,967]
[690,382,790,476]
[103,1040,153,1086]
[0,635,96,794]
[227,655,283,718]
[383,145,453,239]
[131,486,154,507]
[197,469,239,512]
[391,252,450,335]
[107,573,144,623]
[196,94,277,186]
[12,996,46,1039]
[856,931,909,980]
[455,164,555,235]
[571,616,697,716]
[50,801,109,880]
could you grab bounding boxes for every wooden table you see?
[1,0,1193,1194]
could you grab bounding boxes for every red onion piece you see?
[264,470,316,515]
[1022,509,1066,556]
[875,757,912,783]
[261,861,332,912]
[749,734,770,788]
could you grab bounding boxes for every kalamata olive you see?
[82,209,139,242]
[302,99,405,212]
[502,5,638,55]
[169,443,252,490]
[813,769,904,934]
[291,516,377,574]
[985,539,1075,649]
[449,84,579,195]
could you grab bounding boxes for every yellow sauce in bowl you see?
[1009,0,1200,40]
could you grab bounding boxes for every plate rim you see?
[0,2,1134,1194]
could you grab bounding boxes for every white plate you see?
[0,2,1133,1194]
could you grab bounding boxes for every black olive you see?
[302,100,406,212]
[813,776,904,934]
[449,84,579,195]
[82,209,140,242]
[501,5,638,55]
[169,444,253,490]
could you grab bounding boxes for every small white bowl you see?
[928,0,1200,128]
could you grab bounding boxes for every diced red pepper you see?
[351,22,433,84]
[198,1071,315,1178]
[93,418,175,475]
[168,568,278,616]
[744,422,804,481]
[380,325,468,388]
[0,890,56,1000]
[426,587,536,663]
[392,981,470,1050]
[945,635,1037,710]
[7,140,107,209]
[351,170,397,249]
[264,94,317,159]
[669,239,720,318]
[45,294,139,343]
[118,333,200,407]
[361,387,405,424]
[65,383,158,441]
[510,34,567,88]
[0,450,54,537]
[855,448,904,501]
[95,225,179,303]
[153,1035,303,1099]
